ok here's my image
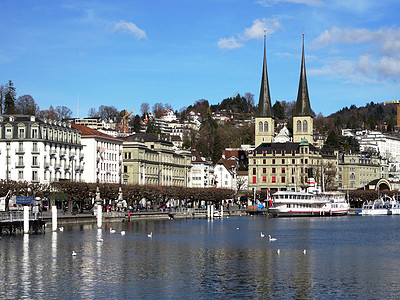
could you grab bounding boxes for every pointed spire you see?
[256,31,273,118]
[293,33,312,117]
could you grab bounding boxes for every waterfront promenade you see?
[37,206,247,225]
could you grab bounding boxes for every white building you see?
[356,131,400,162]
[190,150,212,188]
[0,115,83,183]
[161,109,177,122]
[214,157,238,190]
[72,124,124,183]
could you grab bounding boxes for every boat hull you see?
[269,208,349,217]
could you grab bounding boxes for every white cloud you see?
[218,18,283,50]
[310,26,400,83]
[256,0,323,7]
[239,18,282,41]
[113,21,147,40]
[218,37,243,50]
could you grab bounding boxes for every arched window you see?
[264,121,268,132]
[296,120,301,132]
[259,121,263,132]
[303,120,308,132]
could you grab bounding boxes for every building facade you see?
[337,153,388,190]
[72,124,124,184]
[122,133,191,186]
[248,34,322,192]
[0,115,83,183]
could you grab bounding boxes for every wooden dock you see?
[0,212,46,235]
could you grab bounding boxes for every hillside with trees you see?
[2,80,398,163]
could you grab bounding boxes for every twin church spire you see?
[255,32,313,146]
[256,32,273,118]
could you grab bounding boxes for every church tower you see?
[255,32,274,147]
[293,33,313,143]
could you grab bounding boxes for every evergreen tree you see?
[0,84,4,114]
[146,119,161,134]
[272,101,285,119]
[325,130,340,149]
[132,115,142,133]
[4,80,16,114]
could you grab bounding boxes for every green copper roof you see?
[299,138,309,146]
[293,34,312,117]
[256,34,273,118]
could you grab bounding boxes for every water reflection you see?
[1,216,400,298]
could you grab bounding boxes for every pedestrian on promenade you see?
[63,203,67,215]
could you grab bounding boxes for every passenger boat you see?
[268,190,349,217]
[268,170,349,217]
[356,195,400,215]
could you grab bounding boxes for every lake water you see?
[1,215,400,299]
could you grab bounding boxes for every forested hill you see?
[325,101,398,132]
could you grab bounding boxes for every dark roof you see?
[254,142,320,154]
[125,133,159,142]
[256,34,273,118]
[125,132,174,146]
[293,34,313,117]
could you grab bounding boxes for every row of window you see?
[252,176,309,184]
[255,147,311,157]
[253,167,308,175]
[252,158,310,165]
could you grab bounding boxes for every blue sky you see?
[0,0,399,118]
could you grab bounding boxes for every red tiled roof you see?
[71,124,124,142]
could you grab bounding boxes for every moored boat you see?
[268,169,349,217]
[268,190,349,217]
[356,195,400,215]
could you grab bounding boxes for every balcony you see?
[55,163,61,169]
[65,163,71,170]
[15,148,25,155]
[31,148,40,154]
[32,162,40,168]
[79,153,84,160]
[60,150,66,157]
[50,149,57,156]
[15,163,25,168]
[44,161,50,168]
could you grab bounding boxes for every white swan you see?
[303,249,307,254]
[120,231,126,236]
[147,232,153,238]
[268,235,277,241]
[59,227,64,232]
[277,249,280,254]
[72,251,77,256]
[260,232,265,238]
[110,228,116,234]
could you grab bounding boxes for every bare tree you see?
[39,105,58,120]
[55,106,73,120]
[244,92,254,113]
[88,107,99,118]
[15,95,40,116]
[236,175,248,191]
[313,161,338,191]
[140,102,150,115]
[152,102,164,118]
[98,105,119,121]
